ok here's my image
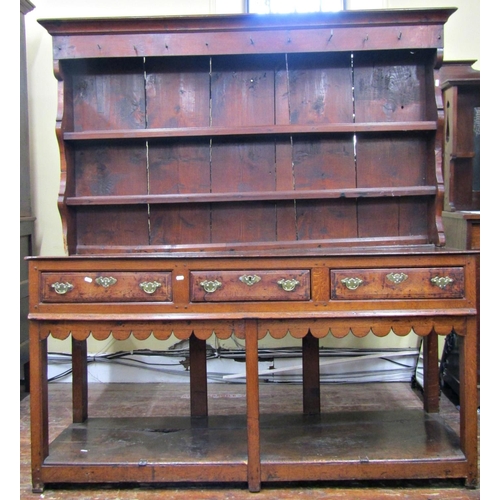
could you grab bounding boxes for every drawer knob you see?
[430,276,454,289]
[277,278,300,292]
[200,279,222,293]
[239,275,261,286]
[95,276,117,288]
[51,282,74,295]
[340,277,363,290]
[139,281,162,294]
[386,272,408,284]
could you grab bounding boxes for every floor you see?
[20,381,480,499]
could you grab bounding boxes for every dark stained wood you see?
[63,121,438,140]
[302,332,320,415]
[355,135,432,188]
[189,334,208,418]
[65,186,437,206]
[69,58,146,132]
[148,140,211,195]
[285,52,353,125]
[441,62,480,212]
[48,12,449,254]
[439,62,480,401]
[211,55,277,128]
[145,57,210,129]
[259,409,464,463]
[21,382,481,499]
[74,142,148,197]
[353,50,435,123]
[292,136,355,190]
[71,338,88,423]
[75,206,150,250]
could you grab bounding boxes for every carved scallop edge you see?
[39,317,467,342]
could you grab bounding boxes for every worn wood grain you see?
[20,382,479,499]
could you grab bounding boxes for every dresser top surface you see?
[27,245,477,262]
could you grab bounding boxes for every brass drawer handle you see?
[386,272,408,284]
[277,278,300,292]
[239,275,261,286]
[139,281,162,294]
[199,279,222,293]
[340,277,363,290]
[51,282,74,295]
[95,276,117,288]
[430,276,454,289]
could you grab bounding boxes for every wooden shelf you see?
[63,122,437,141]
[42,409,466,483]
[66,186,437,206]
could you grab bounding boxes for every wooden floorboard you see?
[20,382,480,499]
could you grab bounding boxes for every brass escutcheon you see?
[51,282,74,295]
[200,279,222,293]
[430,276,454,289]
[277,278,300,292]
[139,281,162,294]
[386,272,408,284]
[340,277,363,290]
[239,275,261,286]
[95,276,117,288]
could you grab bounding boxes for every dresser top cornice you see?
[38,8,456,36]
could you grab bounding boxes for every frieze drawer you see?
[331,267,465,300]
[190,270,311,302]
[41,272,172,302]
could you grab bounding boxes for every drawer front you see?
[41,272,172,302]
[190,270,311,302]
[331,267,465,300]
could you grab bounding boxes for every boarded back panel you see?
[211,138,277,193]
[74,142,148,196]
[145,57,210,129]
[274,56,290,126]
[355,134,430,188]
[399,197,430,240]
[75,206,149,249]
[353,50,431,123]
[293,135,355,190]
[69,58,146,131]
[211,202,277,244]
[357,199,399,238]
[286,52,353,125]
[211,54,278,127]
[296,200,357,241]
[148,140,211,195]
[149,204,211,246]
